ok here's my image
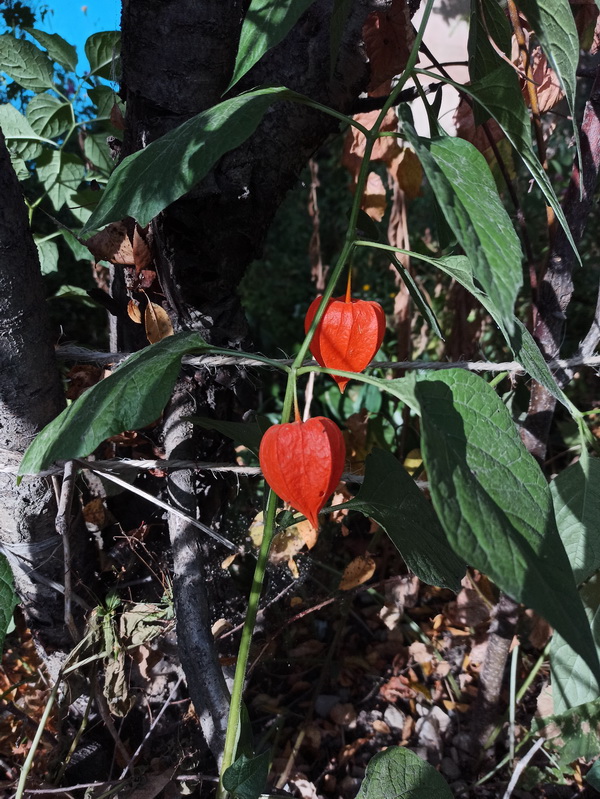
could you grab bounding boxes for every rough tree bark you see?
[0,130,73,655]
[115,0,397,763]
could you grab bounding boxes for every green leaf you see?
[412,369,600,681]
[356,747,453,799]
[586,759,600,790]
[228,0,317,91]
[551,458,600,585]
[222,750,270,799]
[67,188,99,224]
[25,28,78,72]
[49,284,99,307]
[59,228,93,262]
[88,85,123,119]
[401,123,522,335]
[517,0,581,181]
[185,416,270,456]
[550,575,600,715]
[26,93,72,139]
[0,33,54,90]
[19,332,211,476]
[330,0,353,77]
[0,555,18,655]
[532,698,600,767]
[433,255,572,410]
[9,153,30,181]
[464,66,580,264]
[85,31,120,79]
[35,238,59,274]
[344,449,466,592]
[80,87,293,233]
[467,0,512,125]
[0,103,44,160]
[36,150,83,211]
[83,131,113,176]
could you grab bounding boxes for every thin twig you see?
[54,460,79,642]
[501,737,546,799]
[53,346,600,374]
[119,674,184,779]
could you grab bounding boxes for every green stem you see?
[218,488,279,797]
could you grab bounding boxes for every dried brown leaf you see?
[390,147,423,200]
[144,301,174,344]
[339,555,376,591]
[363,0,413,92]
[362,171,387,222]
[127,299,142,324]
[84,221,134,265]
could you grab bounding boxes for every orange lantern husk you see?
[304,294,385,392]
[259,416,346,529]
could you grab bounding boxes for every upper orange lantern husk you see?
[258,416,346,529]
[304,295,386,392]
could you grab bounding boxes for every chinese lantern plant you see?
[258,413,346,528]
[304,272,386,393]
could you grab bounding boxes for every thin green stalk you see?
[509,642,520,761]
[218,488,279,797]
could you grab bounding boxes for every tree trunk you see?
[0,130,72,653]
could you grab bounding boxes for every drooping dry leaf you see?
[84,220,134,264]
[104,650,135,716]
[525,47,565,114]
[110,102,125,131]
[363,0,413,92]
[221,553,237,570]
[144,301,174,344]
[390,147,423,200]
[339,555,376,590]
[342,109,400,183]
[127,299,142,324]
[362,171,387,221]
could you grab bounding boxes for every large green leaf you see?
[80,87,293,233]
[228,0,317,91]
[550,457,600,585]
[551,576,600,715]
[467,0,513,126]
[356,747,453,799]
[416,65,580,263]
[222,750,270,799]
[532,698,600,767]
[19,332,211,477]
[344,449,466,592]
[406,129,523,334]
[36,150,83,211]
[0,33,54,90]
[26,93,72,139]
[85,31,120,79]
[412,369,599,680]
[25,28,78,72]
[0,555,17,655]
[0,102,47,160]
[518,0,581,179]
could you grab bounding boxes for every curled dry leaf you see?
[144,301,174,344]
[339,554,376,590]
[363,0,413,93]
[127,299,142,324]
[523,47,564,114]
